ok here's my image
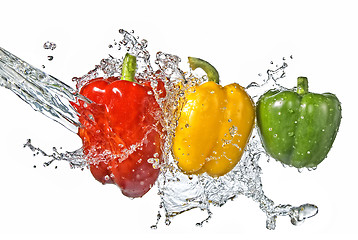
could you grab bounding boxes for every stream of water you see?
[0,30,318,230]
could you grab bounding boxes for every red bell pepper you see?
[75,53,165,198]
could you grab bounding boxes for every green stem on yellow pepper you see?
[121,53,137,82]
[188,57,220,84]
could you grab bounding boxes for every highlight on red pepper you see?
[172,57,255,177]
[74,53,165,198]
[256,77,342,168]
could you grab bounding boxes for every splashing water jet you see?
[0,30,319,230]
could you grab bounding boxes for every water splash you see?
[0,30,319,230]
[153,52,318,230]
[0,47,88,133]
[24,139,87,169]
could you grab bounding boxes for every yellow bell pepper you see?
[173,57,255,177]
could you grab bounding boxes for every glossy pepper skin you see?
[76,53,165,198]
[256,77,341,168]
[173,57,255,177]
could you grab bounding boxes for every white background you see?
[0,0,357,239]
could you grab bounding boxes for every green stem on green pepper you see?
[188,57,220,84]
[297,77,308,95]
[121,53,137,82]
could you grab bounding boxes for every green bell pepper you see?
[256,77,342,168]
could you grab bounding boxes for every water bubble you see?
[290,204,318,225]
[47,56,54,61]
[165,218,171,226]
[43,41,56,50]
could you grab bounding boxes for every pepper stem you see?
[297,77,309,95]
[121,53,137,82]
[188,57,220,84]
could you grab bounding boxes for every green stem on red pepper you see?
[297,76,309,95]
[121,53,137,82]
[188,57,220,84]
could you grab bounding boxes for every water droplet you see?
[147,91,153,95]
[273,134,278,138]
[278,112,281,115]
[268,128,273,131]
[47,56,54,61]
[185,123,190,128]
[290,204,318,225]
[43,41,56,50]
[288,132,294,137]
[228,119,232,122]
